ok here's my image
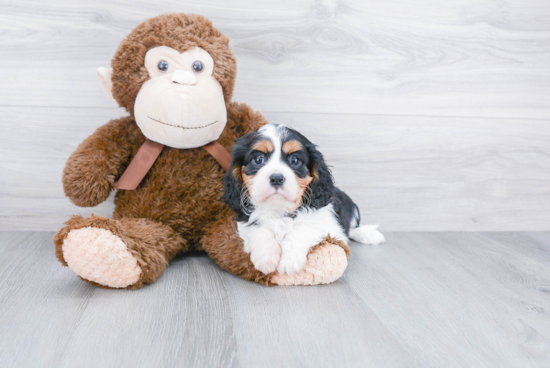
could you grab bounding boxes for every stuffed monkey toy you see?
[54,13,350,289]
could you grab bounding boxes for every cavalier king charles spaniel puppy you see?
[223,124,385,276]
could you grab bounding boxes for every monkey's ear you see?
[97,67,115,101]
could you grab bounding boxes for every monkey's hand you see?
[63,117,135,207]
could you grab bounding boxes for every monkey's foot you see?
[270,237,350,286]
[62,227,142,288]
[54,215,184,289]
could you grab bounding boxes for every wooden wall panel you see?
[1,0,549,230]
[0,0,549,118]
[1,107,549,231]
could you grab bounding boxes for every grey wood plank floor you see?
[0,232,549,368]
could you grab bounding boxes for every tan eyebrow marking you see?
[252,139,274,153]
[282,140,303,154]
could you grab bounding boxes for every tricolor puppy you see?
[223,124,385,276]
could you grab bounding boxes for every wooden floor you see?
[1,232,549,368]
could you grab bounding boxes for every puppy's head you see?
[223,124,334,218]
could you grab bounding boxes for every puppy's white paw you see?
[250,240,281,274]
[277,249,308,276]
[349,224,385,245]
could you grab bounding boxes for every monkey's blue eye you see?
[254,155,264,165]
[289,156,301,167]
[158,60,169,72]
[192,60,204,73]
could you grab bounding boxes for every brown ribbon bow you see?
[114,139,232,190]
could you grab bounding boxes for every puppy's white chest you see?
[262,217,295,244]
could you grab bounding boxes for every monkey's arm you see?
[227,102,269,137]
[63,117,136,207]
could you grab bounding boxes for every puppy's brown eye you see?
[289,156,301,167]
[254,155,264,165]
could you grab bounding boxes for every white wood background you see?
[1,0,549,231]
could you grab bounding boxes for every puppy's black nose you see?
[269,174,285,188]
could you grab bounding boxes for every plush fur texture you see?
[57,102,267,288]
[55,13,352,288]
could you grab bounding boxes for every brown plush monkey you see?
[54,13,350,289]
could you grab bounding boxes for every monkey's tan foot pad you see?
[270,243,348,286]
[62,227,142,288]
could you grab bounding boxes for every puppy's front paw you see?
[250,241,281,274]
[277,250,308,276]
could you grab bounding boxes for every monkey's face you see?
[133,46,227,149]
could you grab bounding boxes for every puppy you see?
[223,124,385,276]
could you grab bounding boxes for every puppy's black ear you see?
[306,143,335,209]
[223,133,254,221]
[223,163,243,215]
